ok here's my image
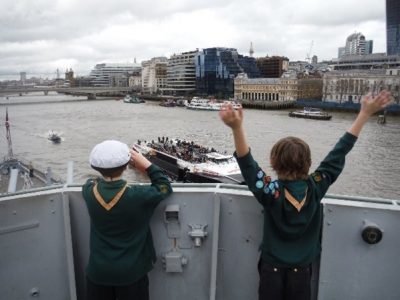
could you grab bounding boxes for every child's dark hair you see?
[91,163,129,179]
[270,137,311,180]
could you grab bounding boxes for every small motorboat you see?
[123,95,145,104]
[48,131,61,143]
[289,107,332,121]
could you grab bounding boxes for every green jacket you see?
[82,164,172,285]
[235,132,357,267]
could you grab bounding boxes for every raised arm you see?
[312,90,392,198]
[219,103,249,157]
[348,90,391,137]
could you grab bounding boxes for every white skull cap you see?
[89,140,130,168]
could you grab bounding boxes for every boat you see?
[185,97,222,111]
[289,107,332,120]
[123,95,145,104]
[159,99,177,107]
[185,98,241,111]
[48,130,61,143]
[133,137,244,184]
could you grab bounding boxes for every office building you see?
[330,53,400,70]
[256,56,289,78]
[386,0,400,55]
[338,33,373,58]
[89,63,141,87]
[141,57,168,94]
[166,50,198,96]
[323,68,400,104]
[195,47,260,97]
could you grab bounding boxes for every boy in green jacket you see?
[82,140,172,300]
[219,91,391,300]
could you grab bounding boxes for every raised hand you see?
[360,90,392,116]
[219,103,244,130]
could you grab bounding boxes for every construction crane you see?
[305,40,314,63]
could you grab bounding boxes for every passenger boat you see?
[186,97,241,111]
[133,137,244,184]
[186,97,221,111]
[48,130,61,143]
[123,95,145,104]
[289,107,332,120]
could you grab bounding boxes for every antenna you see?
[5,107,14,158]
[249,42,254,57]
[305,40,314,63]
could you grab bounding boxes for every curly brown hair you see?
[270,137,311,180]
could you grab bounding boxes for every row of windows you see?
[242,92,280,101]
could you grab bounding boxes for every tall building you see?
[338,33,373,57]
[141,57,168,94]
[365,40,373,55]
[386,0,400,55]
[256,56,289,78]
[89,63,141,87]
[195,47,260,97]
[20,72,26,85]
[64,69,75,87]
[166,50,198,96]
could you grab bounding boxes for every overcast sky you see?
[0,0,387,78]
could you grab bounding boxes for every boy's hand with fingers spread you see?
[219,103,243,130]
[348,90,392,137]
[360,90,392,116]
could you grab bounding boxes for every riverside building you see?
[195,47,260,98]
[330,53,400,70]
[165,50,198,96]
[141,57,168,95]
[234,73,322,102]
[89,63,141,87]
[322,68,400,104]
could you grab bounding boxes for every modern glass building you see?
[386,0,400,55]
[195,48,260,98]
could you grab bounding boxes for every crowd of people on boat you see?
[137,136,220,164]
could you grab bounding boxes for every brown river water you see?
[1,92,399,199]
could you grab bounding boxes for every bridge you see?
[0,86,136,99]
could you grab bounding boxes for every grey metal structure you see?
[0,184,399,299]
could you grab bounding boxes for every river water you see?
[1,92,399,199]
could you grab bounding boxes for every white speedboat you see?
[123,95,145,104]
[133,138,243,184]
[48,131,61,143]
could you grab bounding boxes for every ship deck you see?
[1,184,399,299]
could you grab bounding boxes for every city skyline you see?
[0,0,387,78]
